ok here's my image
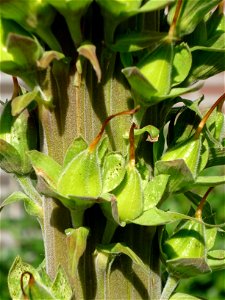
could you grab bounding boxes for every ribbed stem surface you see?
[37,8,161,299]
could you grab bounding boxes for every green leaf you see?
[194,175,225,187]
[188,49,225,81]
[155,159,195,193]
[8,256,41,300]
[157,83,202,102]
[170,293,203,300]
[0,139,22,173]
[37,51,65,69]
[143,174,169,210]
[207,250,225,271]
[206,227,217,251]
[65,227,89,276]
[0,191,43,218]
[11,88,39,116]
[167,107,200,147]
[77,42,102,82]
[133,207,190,226]
[51,266,73,299]
[167,0,221,37]
[63,136,88,167]
[28,150,62,188]
[139,0,174,13]
[190,33,225,53]
[96,242,148,273]
[110,31,167,52]
[206,6,225,36]
[58,149,102,198]
[206,147,225,168]
[136,206,223,228]
[0,98,14,139]
[172,43,192,86]
[102,152,126,193]
[11,109,37,174]
[214,111,225,142]
[134,125,159,141]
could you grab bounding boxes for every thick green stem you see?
[160,275,180,300]
[70,209,85,229]
[65,15,83,47]
[102,220,118,244]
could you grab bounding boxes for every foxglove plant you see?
[0,0,225,299]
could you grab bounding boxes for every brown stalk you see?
[89,106,140,152]
[168,0,183,39]
[195,187,214,220]
[129,123,138,167]
[20,271,34,300]
[11,76,21,99]
[195,93,225,139]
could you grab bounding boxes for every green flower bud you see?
[160,136,202,178]
[113,164,143,222]
[161,220,211,278]
[0,18,43,86]
[0,100,37,175]
[0,0,61,51]
[122,41,175,105]
[137,41,173,96]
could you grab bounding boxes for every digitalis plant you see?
[0,0,224,299]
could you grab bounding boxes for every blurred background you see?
[0,71,224,299]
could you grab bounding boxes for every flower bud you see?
[161,220,211,278]
[0,0,61,51]
[0,101,37,175]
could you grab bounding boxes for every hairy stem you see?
[160,275,180,300]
